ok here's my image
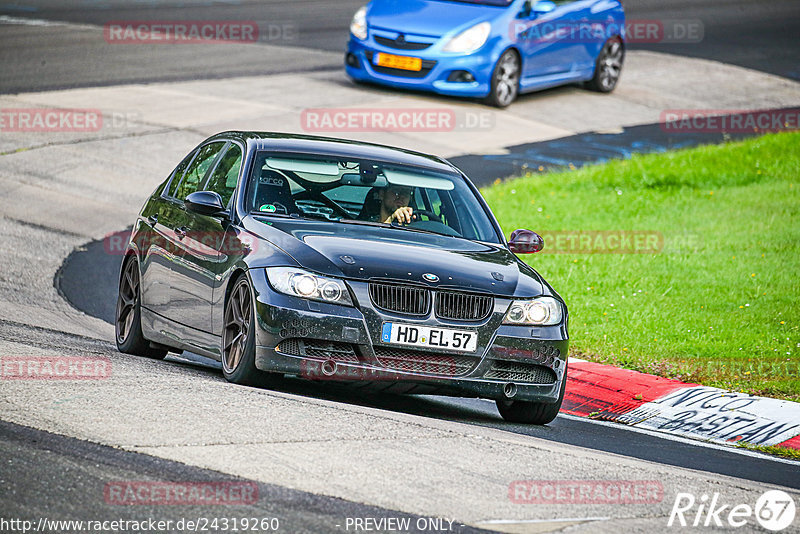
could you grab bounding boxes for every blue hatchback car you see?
[346,0,625,107]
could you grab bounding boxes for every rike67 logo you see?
[669,490,796,531]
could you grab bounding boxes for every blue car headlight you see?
[442,21,491,54]
[266,267,353,306]
[503,297,563,326]
[350,5,368,41]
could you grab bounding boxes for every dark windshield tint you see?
[245,152,500,244]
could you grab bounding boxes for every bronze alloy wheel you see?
[222,277,252,375]
[220,275,281,387]
[115,257,166,359]
[116,258,139,346]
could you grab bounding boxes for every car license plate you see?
[374,52,423,71]
[381,323,477,352]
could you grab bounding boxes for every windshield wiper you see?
[298,211,339,222]
[337,219,385,228]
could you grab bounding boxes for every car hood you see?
[367,0,505,38]
[244,217,544,297]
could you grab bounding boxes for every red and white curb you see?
[563,358,800,451]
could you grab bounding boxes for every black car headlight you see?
[503,297,563,326]
[266,267,353,306]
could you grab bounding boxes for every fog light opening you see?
[346,53,361,68]
[503,382,517,399]
[447,70,476,83]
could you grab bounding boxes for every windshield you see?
[245,152,500,244]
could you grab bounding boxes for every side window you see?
[204,144,242,208]
[174,142,225,202]
[421,188,444,218]
[166,151,197,198]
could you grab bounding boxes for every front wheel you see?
[222,275,280,387]
[496,368,567,425]
[484,49,521,108]
[586,37,624,93]
[115,256,167,359]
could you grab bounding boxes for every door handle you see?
[174,226,188,239]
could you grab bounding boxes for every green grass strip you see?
[482,132,799,401]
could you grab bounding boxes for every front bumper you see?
[250,270,568,403]
[345,37,498,99]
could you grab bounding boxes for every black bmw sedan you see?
[116,132,569,424]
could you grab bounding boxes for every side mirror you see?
[185,191,227,217]
[508,229,544,254]
[533,0,556,15]
[519,0,555,18]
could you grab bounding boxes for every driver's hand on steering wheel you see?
[385,207,413,225]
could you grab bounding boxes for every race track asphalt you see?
[0,0,798,94]
[2,1,799,531]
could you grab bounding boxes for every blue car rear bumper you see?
[346,37,497,99]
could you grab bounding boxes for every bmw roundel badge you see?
[422,273,439,283]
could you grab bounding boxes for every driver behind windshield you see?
[358,185,414,224]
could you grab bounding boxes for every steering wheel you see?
[391,209,442,227]
[305,191,352,219]
[410,209,442,223]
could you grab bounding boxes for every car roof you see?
[207,131,458,175]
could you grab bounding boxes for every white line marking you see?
[560,413,800,466]
[0,15,96,30]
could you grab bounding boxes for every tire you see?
[496,366,568,425]
[586,37,624,93]
[221,275,280,387]
[484,49,521,108]
[115,256,167,359]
